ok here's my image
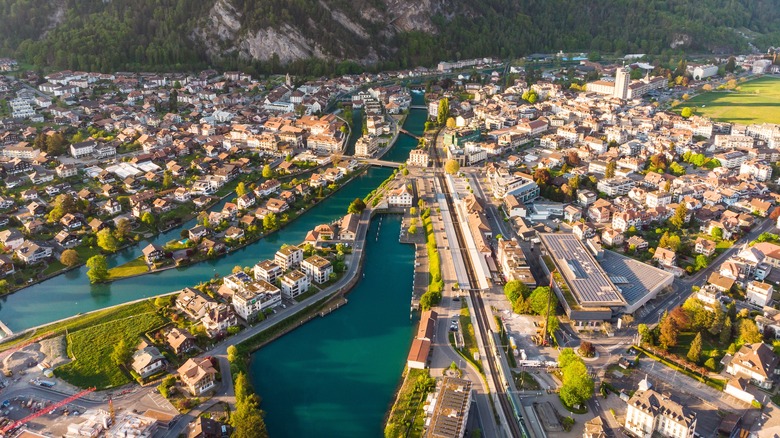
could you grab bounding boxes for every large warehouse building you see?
[539,233,673,329]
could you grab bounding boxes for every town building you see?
[426,377,473,438]
[725,343,780,389]
[280,269,310,299]
[624,377,697,438]
[231,280,282,321]
[301,255,333,284]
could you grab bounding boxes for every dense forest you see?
[0,0,778,74]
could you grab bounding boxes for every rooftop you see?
[540,233,626,307]
[601,250,673,306]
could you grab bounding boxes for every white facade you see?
[692,65,718,80]
[746,281,773,307]
[280,270,311,299]
[624,381,696,438]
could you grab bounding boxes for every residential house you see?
[142,243,165,264]
[274,245,303,270]
[746,281,774,308]
[624,377,696,438]
[725,343,780,389]
[201,304,238,337]
[176,287,216,320]
[131,346,166,378]
[15,241,52,264]
[388,185,413,207]
[0,255,15,277]
[301,255,333,284]
[253,260,282,284]
[178,358,217,396]
[166,327,196,356]
[0,229,24,250]
[339,213,359,241]
[694,238,716,257]
[653,247,677,268]
[280,269,311,299]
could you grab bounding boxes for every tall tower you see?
[613,66,630,100]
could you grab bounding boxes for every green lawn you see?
[108,256,149,280]
[54,305,168,389]
[670,332,721,360]
[676,77,780,124]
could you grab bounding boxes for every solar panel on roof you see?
[610,276,629,284]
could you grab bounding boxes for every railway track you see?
[430,141,526,438]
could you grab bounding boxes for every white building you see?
[70,140,97,159]
[388,184,413,207]
[725,343,780,389]
[280,269,310,299]
[354,135,378,158]
[692,65,718,80]
[408,149,430,167]
[301,255,333,284]
[274,245,304,271]
[746,280,774,307]
[597,177,635,197]
[231,280,282,321]
[624,377,696,438]
[254,260,282,284]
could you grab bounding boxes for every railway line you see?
[430,141,528,438]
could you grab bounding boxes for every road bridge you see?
[355,158,402,168]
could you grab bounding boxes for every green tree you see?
[709,306,725,336]
[141,212,156,229]
[725,57,736,73]
[560,360,593,407]
[227,345,238,363]
[720,316,733,345]
[638,323,653,345]
[738,319,762,345]
[680,107,693,118]
[558,347,579,369]
[670,204,688,229]
[658,316,678,350]
[263,212,278,231]
[162,171,174,189]
[262,164,274,179]
[60,249,79,267]
[605,161,616,178]
[236,182,247,197]
[86,255,109,283]
[407,224,417,234]
[97,228,120,252]
[504,280,529,304]
[446,117,456,129]
[437,98,449,125]
[687,332,703,363]
[445,159,460,175]
[168,88,178,112]
[704,357,717,371]
[711,227,723,239]
[694,254,709,270]
[110,338,132,366]
[115,218,132,241]
[347,198,366,214]
[0,280,8,294]
[528,286,556,315]
[48,193,76,223]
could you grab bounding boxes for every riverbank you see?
[105,165,371,283]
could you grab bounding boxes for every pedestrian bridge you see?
[356,158,402,168]
[399,128,420,139]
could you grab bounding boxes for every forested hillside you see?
[0,0,778,73]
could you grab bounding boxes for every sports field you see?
[677,76,780,124]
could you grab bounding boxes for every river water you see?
[250,215,415,437]
[248,92,427,437]
[0,167,393,332]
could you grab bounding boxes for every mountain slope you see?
[0,0,778,72]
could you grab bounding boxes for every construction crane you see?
[108,397,115,424]
[1,387,95,434]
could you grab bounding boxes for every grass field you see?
[54,302,167,388]
[108,256,149,280]
[677,77,780,124]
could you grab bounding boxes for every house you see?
[188,225,210,242]
[746,281,774,308]
[142,243,165,264]
[602,229,624,247]
[201,304,238,337]
[407,338,431,370]
[199,238,225,255]
[653,247,677,268]
[280,269,311,299]
[724,377,756,405]
[59,213,83,230]
[0,229,24,250]
[694,238,716,257]
[131,346,166,378]
[339,213,359,241]
[388,185,413,207]
[707,272,735,293]
[725,343,780,389]
[232,280,282,321]
[563,205,582,222]
[624,377,696,438]
[225,226,245,241]
[274,245,303,270]
[177,357,217,396]
[624,236,647,251]
[0,255,15,278]
[15,241,52,264]
[166,327,196,356]
[301,255,333,284]
[188,417,223,438]
[104,199,122,215]
[54,230,81,248]
[176,287,216,320]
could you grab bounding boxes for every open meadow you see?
[677,76,780,125]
